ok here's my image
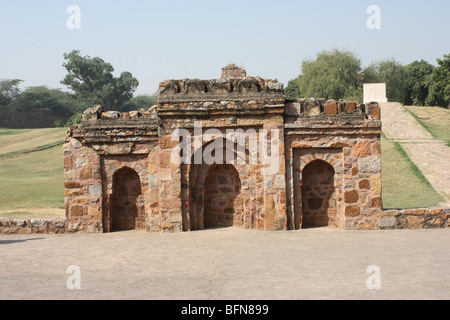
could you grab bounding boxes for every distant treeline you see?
[285,50,450,108]
[2,49,448,129]
[0,83,157,128]
[0,49,157,129]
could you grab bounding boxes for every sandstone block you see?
[70,139,82,149]
[344,190,359,203]
[80,167,94,180]
[303,98,321,115]
[371,197,382,208]
[65,181,81,189]
[101,111,120,119]
[70,206,84,217]
[407,216,425,228]
[370,176,382,194]
[323,101,337,115]
[345,101,356,113]
[353,140,372,157]
[359,179,370,189]
[345,206,360,217]
[370,106,381,120]
[129,111,141,119]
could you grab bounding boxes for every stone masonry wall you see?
[1,66,448,235]
[157,74,287,232]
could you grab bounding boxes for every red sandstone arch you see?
[187,137,246,230]
[301,160,337,228]
[204,164,242,228]
[111,167,142,231]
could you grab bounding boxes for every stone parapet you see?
[157,77,284,118]
[285,98,381,120]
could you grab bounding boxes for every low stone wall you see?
[377,207,450,229]
[1,207,448,234]
[0,218,67,234]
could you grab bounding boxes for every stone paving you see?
[0,227,449,300]
[381,102,450,206]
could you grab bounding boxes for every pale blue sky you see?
[1,0,449,95]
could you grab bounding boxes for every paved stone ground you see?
[381,102,450,206]
[0,227,449,300]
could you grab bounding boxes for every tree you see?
[12,86,83,116]
[295,49,363,101]
[0,79,23,106]
[119,94,158,112]
[61,50,139,110]
[284,78,302,100]
[426,53,450,107]
[363,59,408,104]
[404,60,434,106]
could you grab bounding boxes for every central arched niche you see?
[111,167,142,231]
[187,137,246,230]
[204,164,242,228]
[301,160,337,228]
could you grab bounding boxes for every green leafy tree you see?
[119,94,158,112]
[284,78,302,100]
[404,60,434,106]
[364,59,408,104]
[295,49,363,101]
[12,86,83,116]
[426,53,450,107]
[61,50,139,110]
[65,113,83,126]
[0,79,23,106]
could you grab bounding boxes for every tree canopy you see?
[404,60,434,106]
[285,51,449,107]
[426,53,450,107]
[12,86,83,116]
[0,79,23,106]
[61,50,139,110]
[119,95,158,112]
[290,49,363,101]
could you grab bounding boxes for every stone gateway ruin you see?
[63,65,384,233]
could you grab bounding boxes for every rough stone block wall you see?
[158,75,287,232]
[63,107,160,233]
[284,97,383,230]
[3,67,448,235]
[64,135,103,233]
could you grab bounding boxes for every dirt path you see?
[381,102,450,206]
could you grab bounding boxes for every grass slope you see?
[0,128,66,217]
[381,133,445,209]
[404,106,450,146]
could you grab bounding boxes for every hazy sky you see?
[1,0,449,95]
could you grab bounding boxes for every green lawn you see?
[381,133,445,209]
[0,128,67,217]
[404,106,450,145]
[0,127,67,157]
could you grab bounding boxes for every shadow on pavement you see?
[0,238,45,245]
